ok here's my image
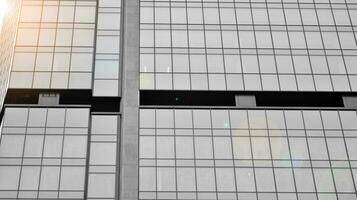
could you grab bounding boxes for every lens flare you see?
[0,0,8,30]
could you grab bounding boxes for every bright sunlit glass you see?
[0,0,7,30]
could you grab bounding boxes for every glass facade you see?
[140,0,357,91]
[0,0,357,199]
[87,114,119,199]
[139,108,357,200]
[10,0,97,89]
[0,0,21,106]
[0,0,122,199]
[0,107,120,199]
[93,0,121,96]
[0,107,90,199]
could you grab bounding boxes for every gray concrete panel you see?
[119,0,140,199]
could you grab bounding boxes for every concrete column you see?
[119,0,140,199]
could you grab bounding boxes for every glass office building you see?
[0,0,357,199]
[0,0,21,107]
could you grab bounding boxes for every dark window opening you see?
[140,90,348,108]
[4,89,120,112]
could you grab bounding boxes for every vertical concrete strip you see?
[120,0,139,199]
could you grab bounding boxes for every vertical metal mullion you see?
[282,110,300,200]
[233,2,245,90]
[91,0,100,94]
[281,3,300,91]
[83,109,92,199]
[154,109,158,199]
[67,0,78,88]
[172,109,178,199]
[169,1,174,90]
[15,107,30,199]
[245,110,259,200]
[36,108,49,199]
[57,108,67,198]
[116,114,121,200]
[227,110,239,200]
[48,0,61,89]
[264,1,282,91]
[201,0,210,90]
[315,110,339,199]
[191,109,199,200]
[264,110,279,200]
[327,0,352,91]
[295,1,317,91]
[248,0,264,90]
[313,3,335,92]
[298,109,319,199]
[208,109,219,200]
[185,0,193,91]
[336,110,357,198]
[31,0,45,88]
[217,1,228,91]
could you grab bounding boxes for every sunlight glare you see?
[0,0,8,30]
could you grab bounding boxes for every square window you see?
[213,137,232,159]
[0,135,25,157]
[195,137,213,159]
[33,72,51,88]
[177,168,196,191]
[216,168,236,191]
[255,168,275,192]
[175,137,194,159]
[157,167,176,191]
[242,55,259,73]
[73,29,94,47]
[40,167,60,190]
[0,167,20,190]
[10,72,33,88]
[94,80,119,96]
[90,143,116,165]
[65,109,89,127]
[88,174,115,198]
[196,168,215,191]
[4,108,28,127]
[71,53,93,72]
[12,53,36,71]
[173,74,190,90]
[97,36,120,54]
[69,73,92,89]
[42,6,58,22]
[244,74,261,90]
[63,136,87,158]
[294,169,316,192]
[53,53,71,71]
[275,168,295,192]
[157,136,174,158]
[314,169,335,192]
[75,6,96,23]
[139,167,156,191]
[175,110,192,128]
[235,168,255,192]
[20,167,40,190]
[17,28,38,46]
[60,167,85,190]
